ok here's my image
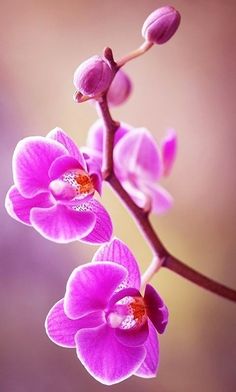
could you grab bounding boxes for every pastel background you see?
[1,1,236,391]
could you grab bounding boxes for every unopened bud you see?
[142,6,181,45]
[73,55,113,97]
[107,69,132,107]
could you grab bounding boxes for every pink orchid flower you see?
[5,128,112,244]
[86,120,177,213]
[45,238,168,385]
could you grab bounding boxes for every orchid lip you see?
[49,168,95,203]
[106,292,147,330]
[49,179,77,201]
[63,169,95,196]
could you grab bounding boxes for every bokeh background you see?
[1,0,236,391]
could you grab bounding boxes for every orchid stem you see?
[98,98,236,303]
[117,41,153,68]
[99,97,119,179]
[141,256,163,291]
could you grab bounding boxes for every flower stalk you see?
[97,97,236,303]
[117,41,153,68]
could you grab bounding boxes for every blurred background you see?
[1,0,236,391]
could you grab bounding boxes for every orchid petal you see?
[87,119,131,153]
[120,180,147,209]
[85,157,102,195]
[45,299,105,348]
[5,186,52,225]
[135,321,159,378]
[115,321,149,347]
[107,69,132,107]
[114,128,162,181]
[81,146,103,167]
[48,155,83,180]
[30,204,95,243]
[13,136,68,198]
[64,262,127,319]
[146,184,173,214]
[80,199,113,244]
[92,238,141,289]
[144,284,168,334]
[86,119,103,153]
[120,180,173,214]
[161,128,177,176]
[47,127,86,168]
[90,173,102,195]
[75,324,146,385]
[108,287,141,307]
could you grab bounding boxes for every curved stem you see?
[108,174,167,258]
[117,41,153,67]
[165,255,236,302]
[141,256,162,292]
[98,98,236,303]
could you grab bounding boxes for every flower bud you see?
[73,55,113,97]
[142,6,181,45]
[107,69,132,107]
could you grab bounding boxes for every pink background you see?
[1,1,236,391]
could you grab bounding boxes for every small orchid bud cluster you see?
[73,5,180,103]
[6,3,235,389]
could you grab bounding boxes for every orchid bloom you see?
[86,120,177,213]
[45,238,168,385]
[5,128,112,244]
